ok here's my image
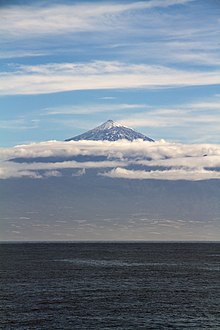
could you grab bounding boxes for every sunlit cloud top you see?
[1,140,220,180]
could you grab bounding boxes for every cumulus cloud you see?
[101,167,220,181]
[0,158,127,179]
[0,140,220,180]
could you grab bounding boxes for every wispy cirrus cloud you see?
[1,0,219,70]
[43,98,220,117]
[44,103,148,115]
[0,0,192,38]
[1,1,220,146]
[1,61,220,95]
[0,118,39,130]
[0,50,49,60]
[117,97,220,142]
[120,110,220,128]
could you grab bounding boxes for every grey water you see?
[0,242,219,329]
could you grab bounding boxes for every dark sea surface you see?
[0,242,219,329]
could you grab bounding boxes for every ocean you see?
[0,242,219,329]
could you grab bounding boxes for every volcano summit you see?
[65,120,154,142]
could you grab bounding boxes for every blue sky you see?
[1,0,220,146]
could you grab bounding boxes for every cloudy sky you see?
[1,0,220,241]
[1,0,220,146]
[1,139,220,241]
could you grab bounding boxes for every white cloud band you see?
[0,1,192,38]
[1,61,220,95]
[101,167,220,181]
[1,140,220,180]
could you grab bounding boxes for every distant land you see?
[0,121,220,241]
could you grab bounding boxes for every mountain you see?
[65,120,154,142]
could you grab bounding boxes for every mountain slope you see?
[65,120,154,142]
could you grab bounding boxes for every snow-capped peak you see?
[65,119,154,142]
[97,120,123,130]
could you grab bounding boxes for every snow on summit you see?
[97,120,123,130]
[65,120,154,142]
